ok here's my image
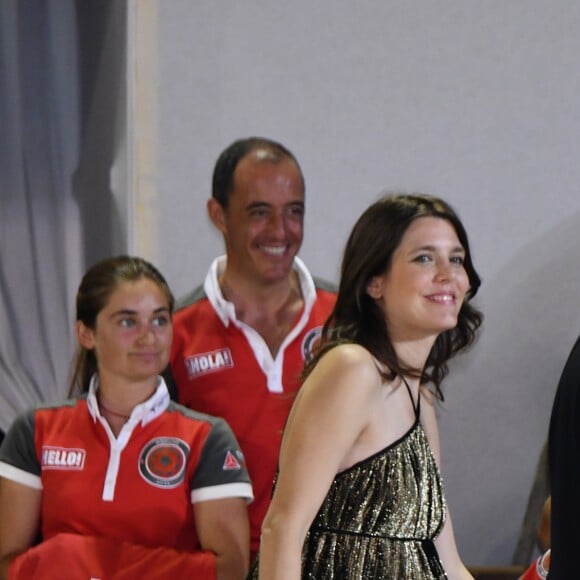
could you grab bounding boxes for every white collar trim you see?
[87,375,170,427]
[203,254,317,327]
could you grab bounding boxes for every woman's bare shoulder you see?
[419,385,439,410]
[305,343,384,398]
[316,343,378,374]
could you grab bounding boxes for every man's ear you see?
[365,277,383,300]
[207,198,226,234]
[76,321,95,350]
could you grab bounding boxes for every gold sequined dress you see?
[250,383,448,579]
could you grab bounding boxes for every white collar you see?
[203,254,317,327]
[87,375,170,427]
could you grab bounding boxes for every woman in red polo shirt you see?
[0,256,253,580]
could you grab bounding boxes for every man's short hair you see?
[211,137,304,207]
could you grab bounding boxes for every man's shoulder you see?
[174,284,208,312]
[312,276,337,295]
[311,276,337,313]
[171,284,224,340]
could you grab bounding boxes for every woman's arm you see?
[433,509,474,580]
[259,345,380,580]
[194,497,250,580]
[420,388,474,580]
[0,478,42,580]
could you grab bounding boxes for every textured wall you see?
[150,1,580,565]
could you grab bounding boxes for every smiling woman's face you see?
[366,216,469,342]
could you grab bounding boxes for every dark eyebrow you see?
[411,245,465,254]
[111,309,138,318]
[246,201,271,211]
[246,200,305,211]
[110,306,170,318]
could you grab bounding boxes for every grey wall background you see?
[149,1,580,566]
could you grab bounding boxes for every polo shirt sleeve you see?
[0,409,42,489]
[190,417,253,504]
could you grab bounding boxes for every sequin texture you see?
[300,419,448,579]
[249,388,448,579]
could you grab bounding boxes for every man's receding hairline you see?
[233,148,303,183]
[227,144,305,201]
[244,146,295,165]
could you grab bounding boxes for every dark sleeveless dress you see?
[250,382,448,579]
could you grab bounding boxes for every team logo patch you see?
[223,450,243,471]
[41,446,86,470]
[139,438,189,488]
[184,348,233,378]
[301,326,324,362]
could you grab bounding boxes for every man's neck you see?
[219,270,304,356]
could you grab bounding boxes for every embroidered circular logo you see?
[301,326,323,362]
[139,438,189,488]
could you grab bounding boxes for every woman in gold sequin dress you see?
[251,194,483,579]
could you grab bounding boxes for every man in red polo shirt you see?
[168,137,336,560]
